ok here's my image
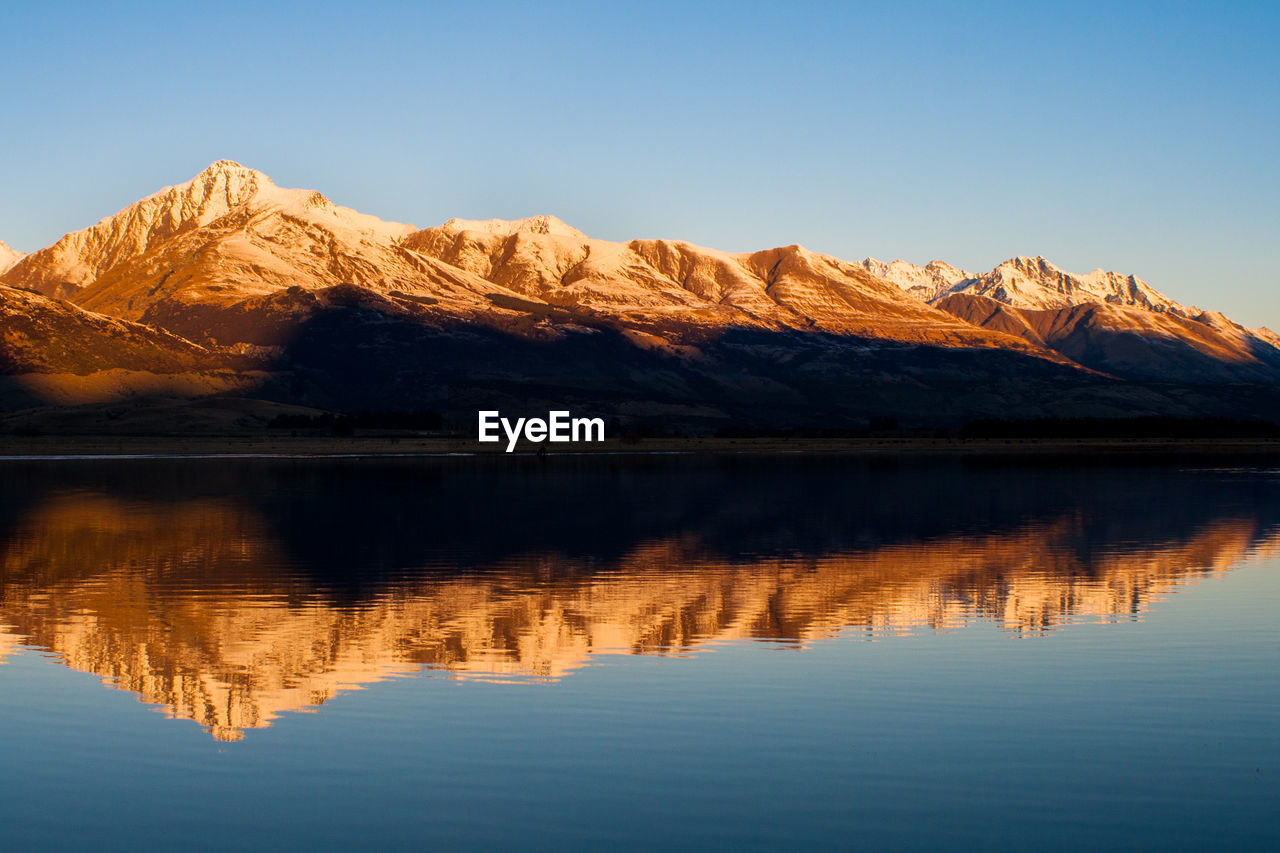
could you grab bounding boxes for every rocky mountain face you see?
[861,255,1187,314]
[400,216,1021,345]
[934,293,1280,383]
[862,254,1280,384]
[858,258,973,302]
[1,161,1277,429]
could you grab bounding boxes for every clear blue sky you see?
[2,1,1277,325]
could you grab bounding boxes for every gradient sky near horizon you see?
[2,1,1277,324]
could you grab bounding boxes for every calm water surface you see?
[0,456,1276,850]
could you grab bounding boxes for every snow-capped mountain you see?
[3,160,1279,427]
[957,256,1187,315]
[0,240,23,274]
[858,254,1280,382]
[2,161,1049,355]
[400,217,1035,348]
[0,161,545,345]
[3,161,418,301]
[862,255,1187,316]
[858,258,973,302]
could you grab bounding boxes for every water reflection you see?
[0,457,1276,740]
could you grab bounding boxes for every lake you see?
[0,454,1276,850]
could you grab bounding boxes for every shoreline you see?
[2,434,1280,459]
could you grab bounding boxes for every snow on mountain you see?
[858,258,972,302]
[400,220,1051,352]
[957,256,1188,315]
[0,161,536,338]
[1,160,420,303]
[4,159,1275,393]
[855,252,1280,381]
[863,255,1188,316]
[12,163,1032,354]
[0,241,24,274]
[438,215,588,240]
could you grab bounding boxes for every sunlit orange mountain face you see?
[3,161,1280,430]
[0,457,1276,740]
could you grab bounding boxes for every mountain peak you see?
[860,253,1189,318]
[0,161,415,301]
[858,257,974,301]
[440,215,588,240]
[1000,255,1054,271]
[185,158,261,184]
[949,256,1186,316]
[0,240,25,273]
[203,158,249,172]
[165,160,272,205]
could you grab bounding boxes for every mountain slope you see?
[0,284,264,410]
[934,293,1280,382]
[0,285,222,374]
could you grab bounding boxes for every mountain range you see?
[2,160,1278,432]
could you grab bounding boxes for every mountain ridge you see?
[860,254,1189,316]
[1,161,1278,429]
[3,162,1063,356]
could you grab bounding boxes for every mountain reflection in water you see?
[0,456,1276,741]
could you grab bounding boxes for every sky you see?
[1,1,1277,324]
